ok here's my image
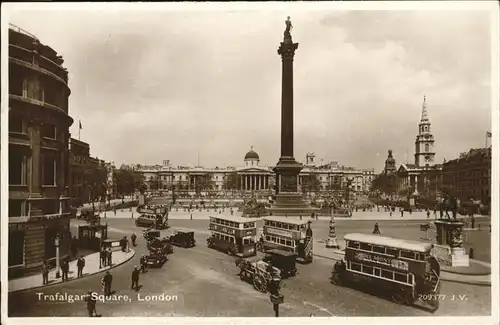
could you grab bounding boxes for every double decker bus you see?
[331,233,440,311]
[206,215,258,257]
[261,216,313,264]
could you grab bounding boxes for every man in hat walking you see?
[131,265,140,290]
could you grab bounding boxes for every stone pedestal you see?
[433,220,469,267]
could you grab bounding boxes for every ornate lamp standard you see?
[269,275,284,317]
[54,235,61,278]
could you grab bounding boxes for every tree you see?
[371,173,397,198]
[114,168,144,197]
[83,164,107,209]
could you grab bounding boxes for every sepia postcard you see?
[1,2,498,325]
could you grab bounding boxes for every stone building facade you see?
[8,24,73,276]
[442,148,491,206]
[139,148,375,194]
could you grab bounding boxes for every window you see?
[42,200,59,215]
[394,272,407,283]
[374,268,381,276]
[373,246,385,254]
[381,269,393,280]
[42,154,57,186]
[425,144,429,152]
[41,124,57,139]
[9,231,25,266]
[400,250,416,260]
[9,200,26,217]
[360,243,371,251]
[351,262,362,272]
[9,114,26,133]
[347,241,360,249]
[362,265,374,275]
[265,235,270,241]
[22,78,44,101]
[386,248,398,257]
[9,153,27,185]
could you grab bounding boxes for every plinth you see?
[433,220,469,267]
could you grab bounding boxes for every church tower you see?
[384,149,397,175]
[414,96,435,166]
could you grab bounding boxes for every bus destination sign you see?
[354,252,409,271]
[210,224,236,235]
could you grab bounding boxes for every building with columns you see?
[397,97,442,198]
[8,24,73,276]
[138,148,375,194]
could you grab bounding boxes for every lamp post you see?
[54,235,61,278]
[269,276,284,317]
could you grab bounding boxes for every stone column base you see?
[451,247,470,267]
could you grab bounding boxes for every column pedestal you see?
[432,220,470,267]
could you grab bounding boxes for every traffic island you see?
[8,249,136,293]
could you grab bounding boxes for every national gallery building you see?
[137,148,375,194]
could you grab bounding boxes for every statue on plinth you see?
[284,16,293,43]
[450,227,464,248]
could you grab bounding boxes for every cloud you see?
[7,8,492,171]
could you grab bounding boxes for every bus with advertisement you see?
[261,216,313,264]
[206,215,258,257]
[330,233,441,311]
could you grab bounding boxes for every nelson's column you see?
[267,17,320,217]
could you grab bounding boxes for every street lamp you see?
[54,235,61,278]
[269,276,284,317]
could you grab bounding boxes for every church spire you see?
[420,95,428,123]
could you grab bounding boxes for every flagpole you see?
[78,121,81,140]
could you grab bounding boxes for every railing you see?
[9,23,38,40]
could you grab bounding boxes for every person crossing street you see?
[131,265,140,290]
[131,233,137,247]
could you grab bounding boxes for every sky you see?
[7,5,493,172]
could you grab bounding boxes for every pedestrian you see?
[471,216,475,229]
[102,247,108,267]
[131,233,137,247]
[439,209,443,219]
[107,247,112,266]
[61,258,69,282]
[102,271,113,296]
[130,207,133,219]
[42,260,50,285]
[71,236,78,258]
[77,255,85,278]
[131,265,140,290]
[400,208,404,218]
[426,209,430,219]
[373,222,381,235]
[114,207,116,216]
[190,213,193,220]
[121,237,127,252]
[140,254,147,273]
[85,290,98,317]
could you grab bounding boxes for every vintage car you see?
[145,251,168,267]
[147,237,174,255]
[78,208,100,222]
[169,230,196,248]
[262,249,297,278]
[135,213,168,229]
